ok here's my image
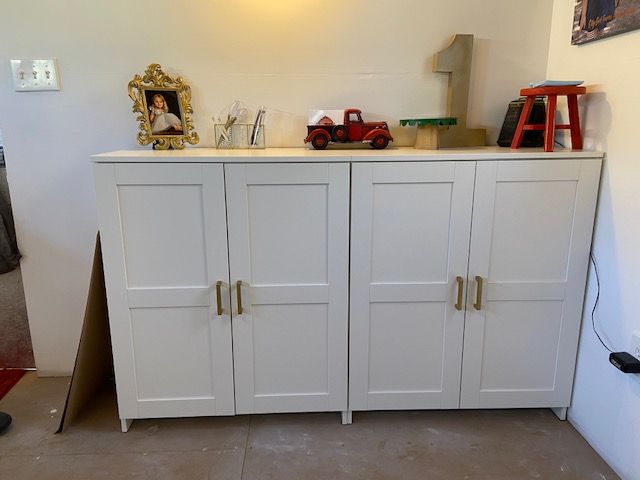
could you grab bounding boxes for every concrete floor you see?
[0,373,620,480]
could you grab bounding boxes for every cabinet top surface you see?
[92,146,603,163]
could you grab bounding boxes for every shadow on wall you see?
[553,92,621,355]
[587,157,621,351]
[581,91,612,152]
[264,110,307,147]
[556,91,612,151]
[565,89,640,474]
[577,91,618,350]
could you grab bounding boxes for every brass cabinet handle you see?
[236,280,244,315]
[454,276,464,311]
[215,281,225,316]
[473,276,484,311]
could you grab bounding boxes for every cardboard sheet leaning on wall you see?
[57,234,114,433]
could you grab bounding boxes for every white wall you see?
[0,0,553,374]
[546,3,640,480]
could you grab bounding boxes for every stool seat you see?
[511,86,586,152]
[520,86,586,96]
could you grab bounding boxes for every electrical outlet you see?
[632,331,640,361]
[10,59,60,91]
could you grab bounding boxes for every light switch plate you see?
[10,59,60,91]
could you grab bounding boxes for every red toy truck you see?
[305,108,393,150]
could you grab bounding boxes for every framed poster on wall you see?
[572,0,640,44]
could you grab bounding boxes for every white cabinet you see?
[225,163,349,414]
[460,160,601,408]
[95,164,235,420]
[349,162,475,410]
[93,149,601,428]
[348,159,601,412]
[95,161,349,428]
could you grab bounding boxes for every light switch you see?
[10,59,60,92]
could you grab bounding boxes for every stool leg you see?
[544,95,557,152]
[511,96,535,149]
[567,94,583,150]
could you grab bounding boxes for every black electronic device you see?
[497,97,546,148]
[609,352,640,373]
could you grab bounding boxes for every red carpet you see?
[0,369,26,399]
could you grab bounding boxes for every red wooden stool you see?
[511,86,586,152]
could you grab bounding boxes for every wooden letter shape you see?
[433,34,486,147]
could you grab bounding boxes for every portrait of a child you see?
[144,90,184,135]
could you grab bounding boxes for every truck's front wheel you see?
[311,134,329,150]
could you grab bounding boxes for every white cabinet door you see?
[95,163,235,419]
[225,163,349,414]
[461,159,601,408]
[349,162,475,410]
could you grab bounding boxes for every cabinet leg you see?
[341,410,352,425]
[120,418,133,432]
[551,407,567,421]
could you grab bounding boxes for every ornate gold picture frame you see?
[128,64,199,150]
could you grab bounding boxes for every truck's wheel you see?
[311,134,329,150]
[331,125,348,142]
[371,135,389,149]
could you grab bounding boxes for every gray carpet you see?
[0,167,34,368]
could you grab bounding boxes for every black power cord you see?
[590,252,613,353]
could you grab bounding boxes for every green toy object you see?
[399,117,457,149]
[399,117,457,127]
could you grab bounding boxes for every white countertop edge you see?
[92,146,604,163]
